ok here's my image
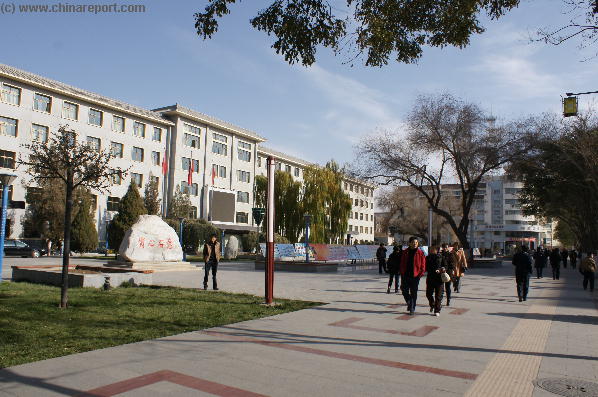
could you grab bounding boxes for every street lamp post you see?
[178,217,186,261]
[304,213,311,263]
[104,220,110,257]
[0,172,17,281]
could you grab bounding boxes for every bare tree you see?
[354,94,543,249]
[19,126,127,308]
[535,1,598,58]
[378,187,459,245]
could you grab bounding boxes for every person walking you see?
[440,243,454,306]
[533,247,547,279]
[550,248,562,280]
[376,243,388,274]
[580,252,596,292]
[561,248,569,269]
[513,246,533,302]
[569,249,578,270]
[399,237,426,315]
[386,245,401,294]
[450,242,468,293]
[201,234,221,290]
[425,246,444,316]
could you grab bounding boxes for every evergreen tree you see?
[71,196,98,252]
[143,178,161,215]
[168,185,193,219]
[108,182,147,250]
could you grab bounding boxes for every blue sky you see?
[2,0,596,165]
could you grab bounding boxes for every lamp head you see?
[0,172,17,187]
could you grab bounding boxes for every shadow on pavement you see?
[0,369,84,395]
[488,312,598,325]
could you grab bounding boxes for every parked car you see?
[3,239,46,258]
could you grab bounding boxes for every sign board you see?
[563,96,578,117]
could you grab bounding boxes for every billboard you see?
[211,191,235,223]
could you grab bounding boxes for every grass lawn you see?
[0,282,319,368]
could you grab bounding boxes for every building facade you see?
[0,64,375,242]
[378,177,552,254]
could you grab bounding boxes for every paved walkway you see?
[1,262,597,396]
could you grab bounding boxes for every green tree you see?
[303,162,352,243]
[143,178,161,215]
[22,180,90,243]
[108,182,147,250]
[19,125,125,308]
[70,196,98,253]
[168,186,193,219]
[195,0,520,66]
[509,112,598,252]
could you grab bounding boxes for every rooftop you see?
[0,64,172,125]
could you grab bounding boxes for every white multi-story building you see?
[0,63,376,242]
[256,147,376,242]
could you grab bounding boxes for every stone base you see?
[106,260,201,272]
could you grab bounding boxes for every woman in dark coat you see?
[425,246,444,316]
[387,245,401,294]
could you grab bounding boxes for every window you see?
[212,133,228,155]
[344,182,348,190]
[349,212,353,219]
[237,170,251,183]
[88,109,103,126]
[294,167,300,177]
[183,124,201,148]
[62,101,78,120]
[31,124,48,142]
[189,206,198,219]
[360,213,363,220]
[1,84,21,105]
[0,150,16,169]
[133,121,145,138]
[354,198,358,206]
[354,212,358,219]
[0,116,17,137]
[361,186,364,194]
[285,165,291,173]
[275,162,281,171]
[212,164,226,178]
[371,203,373,209]
[257,157,262,167]
[360,199,364,207]
[86,136,101,151]
[131,173,143,187]
[152,127,162,142]
[110,142,123,158]
[360,226,364,233]
[190,183,199,196]
[131,147,144,162]
[111,172,122,185]
[33,93,51,113]
[236,212,249,224]
[151,151,160,166]
[237,191,250,203]
[238,141,251,162]
[181,157,199,172]
[112,115,125,132]
[107,196,120,211]
[180,181,198,195]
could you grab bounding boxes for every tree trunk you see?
[60,175,74,308]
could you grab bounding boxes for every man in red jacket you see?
[400,236,427,315]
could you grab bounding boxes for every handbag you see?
[441,272,451,283]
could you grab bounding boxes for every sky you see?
[1,0,596,167]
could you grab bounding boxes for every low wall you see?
[11,266,153,288]
[254,261,338,273]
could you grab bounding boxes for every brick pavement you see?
[1,262,596,396]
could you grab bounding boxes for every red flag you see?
[162,153,168,176]
[211,165,216,185]
[187,158,193,185]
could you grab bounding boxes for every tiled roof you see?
[0,63,172,125]
[153,104,266,142]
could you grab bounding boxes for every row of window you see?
[354,198,373,210]
[184,124,253,163]
[256,156,302,178]
[345,182,373,197]
[178,185,251,203]
[0,83,163,141]
[349,212,372,221]
[348,225,373,235]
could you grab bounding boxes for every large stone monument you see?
[224,235,239,260]
[108,215,198,271]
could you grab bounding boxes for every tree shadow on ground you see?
[487,312,598,325]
